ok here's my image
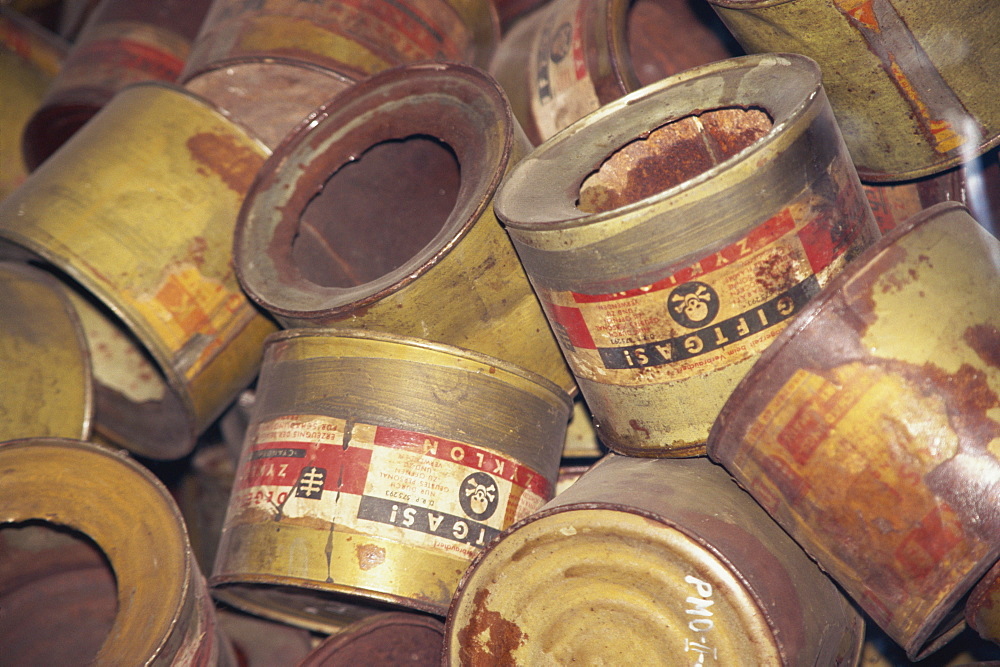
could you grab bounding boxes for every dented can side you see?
[212,328,572,630]
[495,53,879,456]
[444,454,864,666]
[708,202,1000,660]
[0,82,278,460]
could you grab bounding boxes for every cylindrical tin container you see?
[21,0,213,170]
[0,82,278,460]
[708,202,1000,660]
[300,613,445,666]
[489,0,739,145]
[0,7,66,200]
[706,0,1000,182]
[496,53,880,457]
[234,62,575,394]
[216,607,315,667]
[181,0,499,149]
[0,522,118,666]
[212,329,572,631]
[967,560,1000,647]
[0,437,231,665]
[444,454,865,665]
[0,262,92,442]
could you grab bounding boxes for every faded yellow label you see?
[232,415,550,561]
[530,0,601,141]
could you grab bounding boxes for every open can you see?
[234,62,574,394]
[708,202,1000,660]
[0,81,277,460]
[212,328,572,631]
[495,53,879,456]
[444,453,864,665]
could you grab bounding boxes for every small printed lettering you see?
[357,496,500,547]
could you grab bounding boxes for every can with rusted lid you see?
[489,0,738,145]
[706,0,1000,182]
[299,612,445,666]
[212,328,572,632]
[495,53,879,457]
[21,0,212,170]
[181,0,499,149]
[0,437,233,665]
[0,7,66,200]
[967,559,1000,648]
[0,81,278,460]
[445,453,864,665]
[0,261,92,442]
[708,202,1000,660]
[234,62,574,395]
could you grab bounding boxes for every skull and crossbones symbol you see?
[464,478,497,516]
[670,284,713,323]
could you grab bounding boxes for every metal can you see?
[21,0,213,170]
[706,0,1000,182]
[0,261,92,443]
[300,613,445,666]
[967,560,1000,648]
[234,62,575,394]
[445,453,864,665]
[496,53,880,457]
[708,202,1000,660]
[181,0,499,149]
[0,437,231,665]
[212,328,572,631]
[489,0,739,145]
[0,7,66,200]
[0,82,278,460]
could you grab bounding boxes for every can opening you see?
[292,134,461,288]
[0,521,118,665]
[626,0,738,87]
[577,106,772,213]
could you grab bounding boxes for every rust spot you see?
[963,324,1000,369]
[629,419,650,439]
[577,107,772,214]
[185,132,262,195]
[457,588,526,665]
[187,236,208,267]
[355,544,386,571]
[753,249,795,293]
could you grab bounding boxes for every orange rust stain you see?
[629,419,650,439]
[355,543,386,571]
[887,57,965,154]
[185,132,262,195]
[963,324,1000,370]
[835,0,880,31]
[457,588,526,666]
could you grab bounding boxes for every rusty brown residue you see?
[185,132,262,195]
[753,249,795,293]
[964,324,1000,369]
[355,544,386,571]
[577,107,772,214]
[457,588,526,666]
[629,419,651,439]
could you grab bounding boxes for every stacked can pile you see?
[0,0,997,664]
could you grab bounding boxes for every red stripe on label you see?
[73,38,185,81]
[547,302,597,349]
[373,426,551,498]
[797,204,864,274]
[572,1,587,80]
[238,441,372,496]
[572,208,796,304]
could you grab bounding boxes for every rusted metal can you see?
[181,0,499,149]
[212,328,572,631]
[300,613,445,666]
[0,261,92,442]
[0,7,66,200]
[0,82,277,460]
[708,202,1000,660]
[967,560,1000,648]
[706,0,1000,182]
[234,62,574,394]
[445,453,864,665]
[489,0,739,145]
[21,0,213,170]
[495,53,880,457]
[0,437,233,665]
